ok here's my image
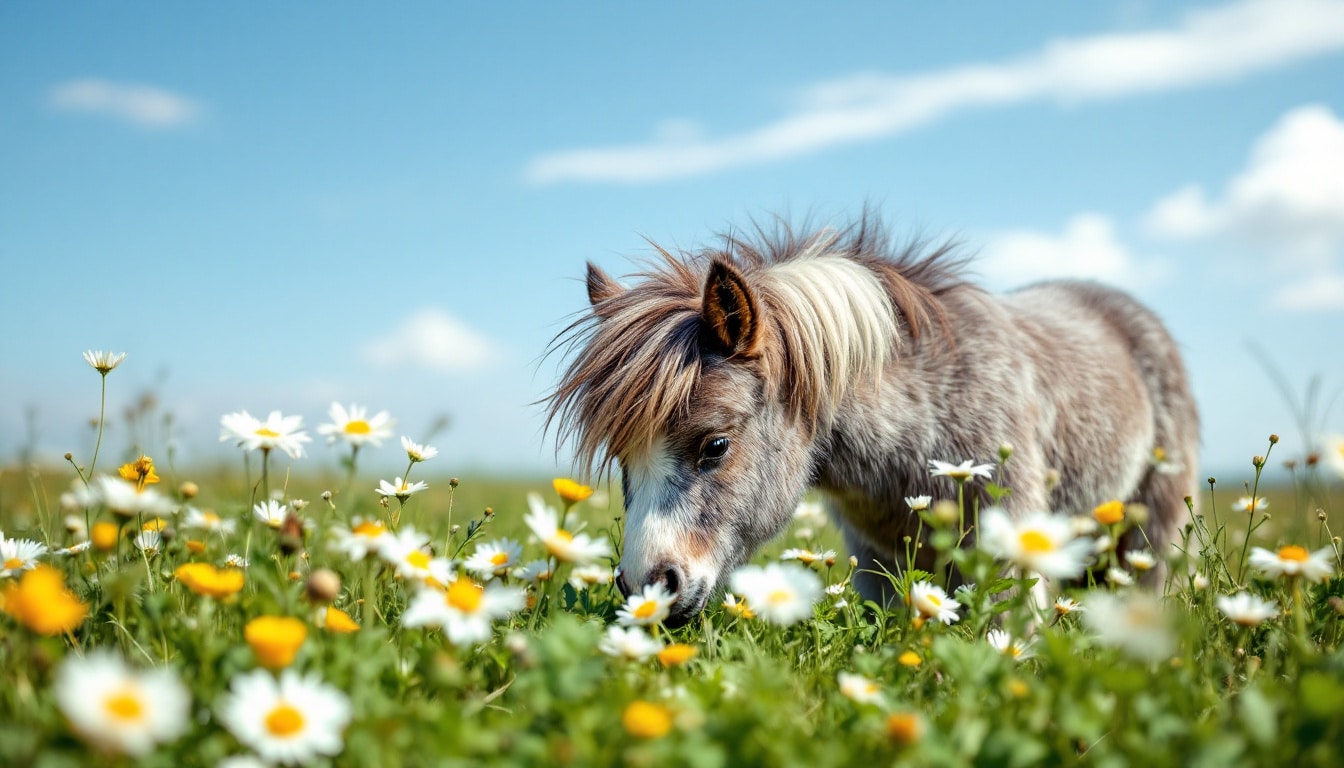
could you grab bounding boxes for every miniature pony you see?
[547,216,1198,623]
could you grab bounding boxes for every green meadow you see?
[1,355,1342,768]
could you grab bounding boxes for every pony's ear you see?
[586,262,625,317]
[701,259,761,357]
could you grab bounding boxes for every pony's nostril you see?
[615,569,632,597]
[655,563,682,596]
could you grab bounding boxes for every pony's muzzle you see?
[617,560,701,626]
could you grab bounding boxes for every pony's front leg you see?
[841,528,904,609]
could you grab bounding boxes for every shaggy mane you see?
[544,216,969,478]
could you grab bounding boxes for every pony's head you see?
[547,221,949,623]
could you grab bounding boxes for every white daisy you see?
[328,517,392,562]
[522,493,611,565]
[1106,567,1134,587]
[133,530,163,556]
[779,548,836,565]
[1054,596,1084,616]
[729,562,822,626]
[64,515,89,541]
[54,650,190,757]
[1191,572,1210,591]
[1083,591,1176,663]
[83,350,127,373]
[1126,551,1157,572]
[1,532,48,576]
[401,436,439,463]
[986,629,1034,661]
[568,563,614,590]
[253,500,289,529]
[401,579,526,645]
[792,500,829,529]
[218,669,352,765]
[598,626,663,661]
[907,580,960,625]
[317,402,395,448]
[978,507,1093,580]
[616,583,677,626]
[511,559,554,582]
[1216,592,1280,627]
[1322,434,1344,477]
[94,475,175,518]
[182,507,237,536]
[379,527,454,585]
[57,540,93,556]
[1248,545,1336,583]
[905,495,932,512]
[837,672,886,707]
[927,459,994,481]
[219,410,311,459]
[463,538,524,581]
[375,477,428,499]
[1232,496,1268,513]
[223,553,250,568]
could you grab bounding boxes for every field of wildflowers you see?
[2,351,1343,767]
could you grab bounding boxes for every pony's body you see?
[815,279,1197,600]
[548,218,1197,621]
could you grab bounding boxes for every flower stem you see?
[88,373,109,480]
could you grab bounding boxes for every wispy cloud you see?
[977,213,1169,292]
[48,78,201,128]
[362,308,499,373]
[526,0,1344,185]
[1145,103,1344,311]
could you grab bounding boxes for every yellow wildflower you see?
[622,700,673,739]
[886,712,925,746]
[897,650,922,668]
[92,522,120,551]
[1,565,88,635]
[244,616,308,670]
[656,644,698,667]
[117,455,160,490]
[1093,499,1125,526]
[174,563,244,599]
[321,607,360,634]
[552,478,594,505]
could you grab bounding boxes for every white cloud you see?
[362,308,499,373]
[1145,103,1344,312]
[48,78,201,128]
[1269,273,1344,312]
[977,213,1169,291]
[526,0,1344,184]
[1146,104,1344,262]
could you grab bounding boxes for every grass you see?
[1,360,1343,767]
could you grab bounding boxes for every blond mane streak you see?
[759,250,898,426]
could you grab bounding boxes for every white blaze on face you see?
[620,437,718,592]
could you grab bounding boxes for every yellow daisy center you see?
[1278,545,1309,562]
[203,512,221,525]
[265,703,306,737]
[405,551,430,570]
[3,557,23,570]
[490,552,510,566]
[767,589,792,606]
[446,579,484,613]
[554,530,573,543]
[255,427,280,438]
[926,593,942,607]
[633,600,659,619]
[103,690,144,722]
[344,420,371,435]
[353,521,385,537]
[1019,530,1054,553]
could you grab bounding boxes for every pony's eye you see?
[699,436,730,466]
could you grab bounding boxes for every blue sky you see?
[2,0,1343,485]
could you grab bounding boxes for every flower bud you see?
[179,481,199,500]
[306,568,342,604]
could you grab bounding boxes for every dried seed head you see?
[179,481,199,499]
